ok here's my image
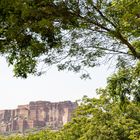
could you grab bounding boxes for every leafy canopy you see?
[0,0,140,78]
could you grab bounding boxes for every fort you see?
[0,101,77,134]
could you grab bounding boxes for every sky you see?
[0,57,113,109]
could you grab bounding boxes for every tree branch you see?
[92,5,117,29]
[116,32,140,59]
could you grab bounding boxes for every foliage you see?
[1,93,140,140]
[0,130,62,140]
[56,65,140,139]
[1,67,140,140]
[60,94,140,140]
[107,61,140,103]
[0,0,140,78]
[0,1,140,139]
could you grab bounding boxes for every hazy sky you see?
[0,57,113,109]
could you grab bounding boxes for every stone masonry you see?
[0,101,77,134]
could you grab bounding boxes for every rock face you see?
[0,101,77,134]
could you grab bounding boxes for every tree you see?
[107,61,140,103]
[58,93,140,140]
[0,0,140,78]
[58,65,140,140]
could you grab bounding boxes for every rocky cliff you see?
[0,101,77,134]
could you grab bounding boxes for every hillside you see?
[0,101,77,134]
